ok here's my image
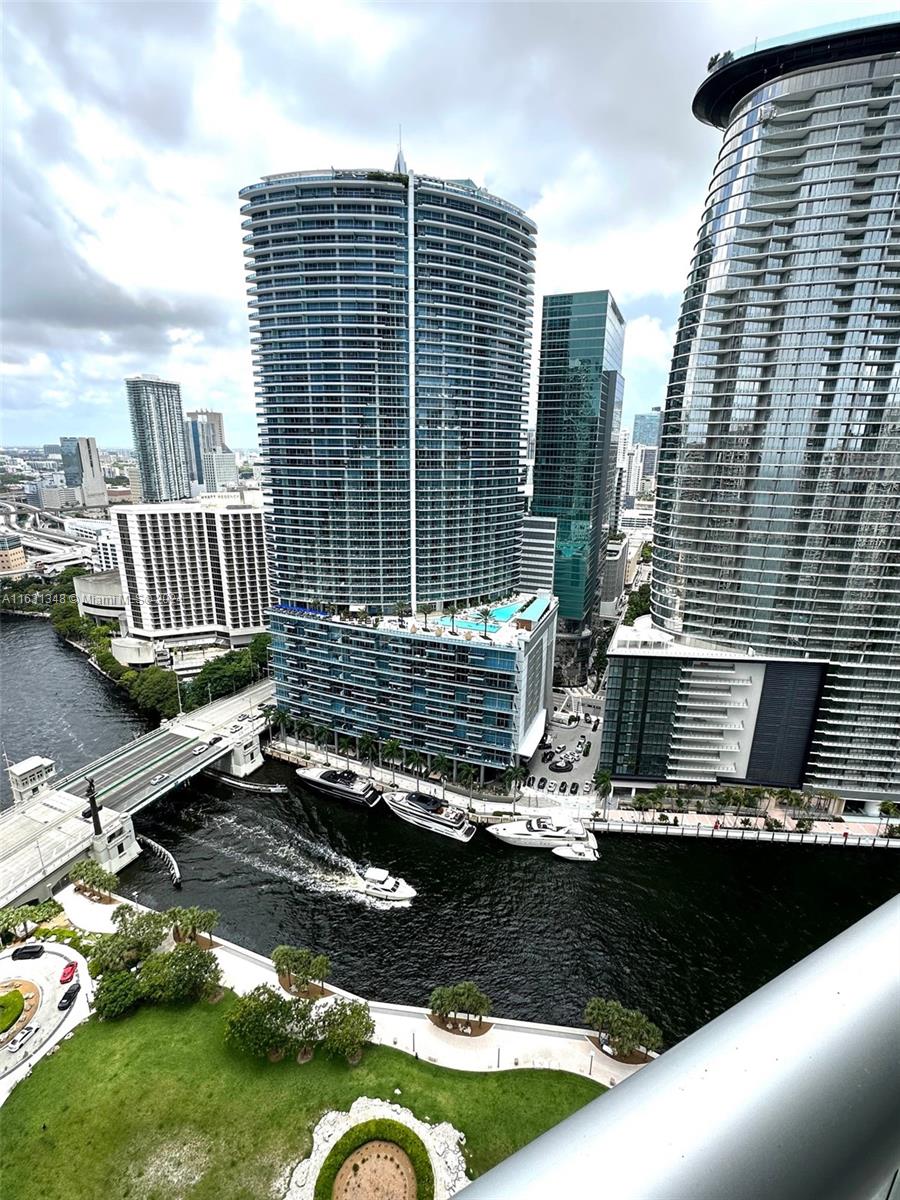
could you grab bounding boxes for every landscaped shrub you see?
[313,1118,435,1200]
[0,990,24,1034]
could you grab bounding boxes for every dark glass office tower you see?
[532,291,624,684]
[602,18,900,807]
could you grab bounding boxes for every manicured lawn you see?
[0,989,24,1033]
[0,993,603,1200]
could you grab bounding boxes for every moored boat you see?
[382,790,476,842]
[295,766,380,807]
[488,815,597,850]
[552,842,600,862]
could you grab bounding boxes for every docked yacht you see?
[382,791,476,842]
[552,842,600,863]
[295,766,380,808]
[359,867,417,903]
[487,815,597,851]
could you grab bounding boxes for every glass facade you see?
[532,291,624,683]
[598,656,682,779]
[241,168,535,614]
[653,29,900,798]
[125,376,191,503]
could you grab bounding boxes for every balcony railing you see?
[463,895,900,1200]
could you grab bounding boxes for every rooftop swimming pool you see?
[490,601,525,621]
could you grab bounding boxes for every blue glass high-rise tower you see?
[241,161,557,775]
[532,291,624,684]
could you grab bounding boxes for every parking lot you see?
[0,943,93,1104]
[521,693,604,807]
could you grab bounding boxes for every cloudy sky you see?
[2,0,897,449]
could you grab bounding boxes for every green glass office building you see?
[532,291,624,684]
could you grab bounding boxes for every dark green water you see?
[4,615,898,1042]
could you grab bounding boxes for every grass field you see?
[0,993,604,1200]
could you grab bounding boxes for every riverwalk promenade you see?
[266,739,899,851]
[58,886,644,1088]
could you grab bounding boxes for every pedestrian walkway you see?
[56,887,645,1087]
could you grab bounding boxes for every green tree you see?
[457,763,476,813]
[446,603,459,634]
[432,753,452,800]
[451,980,491,1026]
[359,733,379,776]
[476,605,493,637]
[311,953,331,991]
[139,944,222,1004]
[224,984,297,1058]
[337,736,354,767]
[428,986,453,1021]
[126,665,180,719]
[623,583,651,626]
[313,725,332,764]
[383,738,401,784]
[404,749,423,778]
[93,970,142,1020]
[110,906,170,960]
[318,999,375,1063]
[420,602,435,629]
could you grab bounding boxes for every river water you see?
[3,615,898,1043]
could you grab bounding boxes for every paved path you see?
[57,887,643,1088]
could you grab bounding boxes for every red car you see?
[60,962,77,984]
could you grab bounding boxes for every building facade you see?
[201,448,240,491]
[0,533,27,573]
[59,437,107,508]
[114,493,270,646]
[532,290,625,685]
[520,514,557,594]
[184,409,229,484]
[603,17,900,806]
[125,375,191,503]
[242,161,550,770]
[632,411,662,447]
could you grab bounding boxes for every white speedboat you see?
[488,815,597,850]
[382,790,476,842]
[295,766,380,807]
[552,842,600,862]
[359,866,416,902]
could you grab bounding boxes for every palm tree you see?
[383,738,401,784]
[394,602,411,623]
[446,603,459,634]
[504,764,527,815]
[420,602,435,629]
[405,749,423,779]
[337,736,353,767]
[432,753,452,800]
[457,763,476,814]
[294,717,313,756]
[593,768,612,820]
[476,605,493,638]
[359,733,379,777]
[313,725,331,764]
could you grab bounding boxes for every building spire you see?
[394,123,408,174]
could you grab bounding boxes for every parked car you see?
[583,741,592,756]
[11,944,44,961]
[228,725,242,734]
[149,773,169,786]
[541,750,554,763]
[593,719,600,732]
[57,982,81,1011]
[568,714,579,725]
[237,714,249,722]
[570,782,580,796]
[526,775,535,789]
[559,782,568,795]
[7,1025,37,1053]
[547,781,558,793]
[191,747,205,756]
[80,806,93,820]
[59,962,76,984]
[584,713,593,725]
[582,782,593,796]
[537,777,547,791]
[208,735,223,745]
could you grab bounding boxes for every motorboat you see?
[295,766,380,807]
[382,790,476,842]
[359,867,417,902]
[552,842,600,862]
[487,815,597,850]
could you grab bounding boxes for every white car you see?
[547,781,558,794]
[7,1025,37,1053]
[228,725,242,734]
[191,747,204,756]
[149,773,169,785]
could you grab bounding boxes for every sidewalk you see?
[56,887,644,1088]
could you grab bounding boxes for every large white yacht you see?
[487,815,597,851]
[382,790,476,842]
[359,867,417,903]
[295,766,380,808]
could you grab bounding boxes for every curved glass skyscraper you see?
[241,163,535,613]
[601,19,900,804]
[241,162,557,775]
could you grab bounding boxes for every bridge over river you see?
[0,680,275,907]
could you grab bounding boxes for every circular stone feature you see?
[332,1139,416,1199]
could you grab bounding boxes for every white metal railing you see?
[463,896,900,1199]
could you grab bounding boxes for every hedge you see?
[313,1117,435,1200]
[0,990,25,1034]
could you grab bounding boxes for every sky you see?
[2,0,898,450]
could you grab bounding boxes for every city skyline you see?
[5,1,898,446]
